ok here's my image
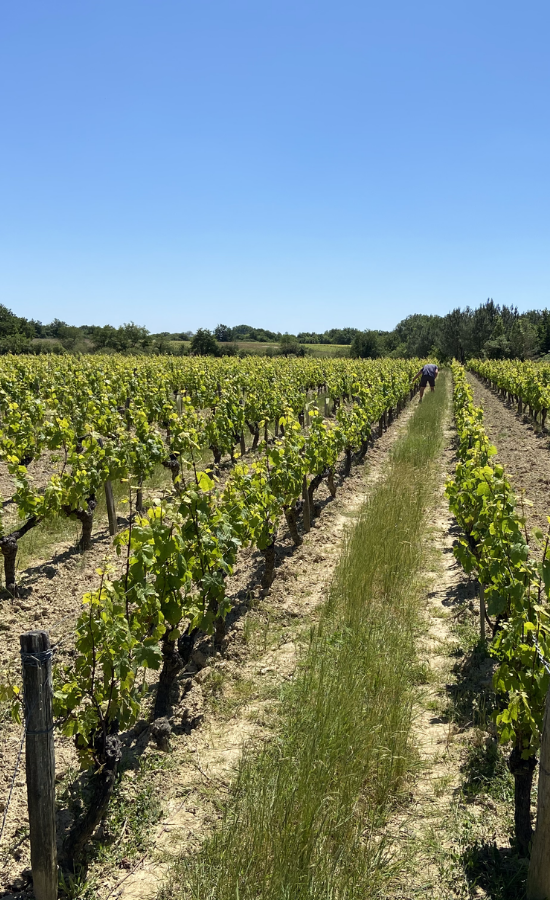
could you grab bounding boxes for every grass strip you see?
[161,373,449,900]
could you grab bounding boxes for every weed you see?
[461,732,513,803]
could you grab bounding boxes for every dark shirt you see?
[422,364,438,378]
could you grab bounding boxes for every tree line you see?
[1,299,549,359]
[351,299,550,361]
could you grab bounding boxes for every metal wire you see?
[0,723,26,845]
[20,648,54,667]
[531,633,550,677]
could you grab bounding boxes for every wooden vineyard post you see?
[105,480,117,536]
[20,630,58,900]
[527,684,550,899]
[324,397,329,418]
[479,584,486,643]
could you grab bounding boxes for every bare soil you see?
[0,402,416,899]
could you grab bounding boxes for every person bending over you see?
[414,363,439,401]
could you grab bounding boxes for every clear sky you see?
[1,1,549,333]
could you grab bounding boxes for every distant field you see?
[167,340,349,357]
[31,338,350,358]
[228,342,350,357]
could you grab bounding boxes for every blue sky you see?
[1,1,549,333]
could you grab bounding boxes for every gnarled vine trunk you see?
[75,499,97,552]
[154,634,184,720]
[247,422,260,450]
[210,446,222,469]
[344,448,352,477]
[163,454,181,485]
[63,734,122,868]
[0,536,18,594]
[178,625,198,664]
[284,506,302,546]
[0,515,42,594]
[261,539,276,588]
[307,472,325,516]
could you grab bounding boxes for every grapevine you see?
[447,362,550,854]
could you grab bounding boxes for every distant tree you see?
[231,324,280,342]
[214,323,233,342]
[191,328,220,356]
[218,342,239,356]
[90,322,150,352]
[509,319,539,360]
[350,330,381,359]
[117,322,151,350]
[0,333,33,354]
[0,305,37,339]
[389,314,441,358]
[538,311,550,354]
[483,315,511,359]
[436,309,467,362]
[47,318,69,338]
[279,334,307,356]
[322,327,361,345]
[91,325,117,350]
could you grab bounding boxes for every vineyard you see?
[469,358,550,426]
[0,355,423,885]
[3,356,550,898]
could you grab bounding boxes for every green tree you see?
[278,334,306,356]
[214,323,233,342]
[191,328,220,356]
[350,330,381,359]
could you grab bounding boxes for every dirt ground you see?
[0,401,416,899]
[467,371,550,551]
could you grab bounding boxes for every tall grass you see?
[161,375,449,900]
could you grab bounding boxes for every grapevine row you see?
[0,356,421,594]
[447,362,550,854]
[469,358,550,426]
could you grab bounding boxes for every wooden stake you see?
[20,631,57,900]
[480,584,486,642]
[105,480,117,536]
[527,686,550,899]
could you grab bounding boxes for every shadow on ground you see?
[460,841,528,900]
